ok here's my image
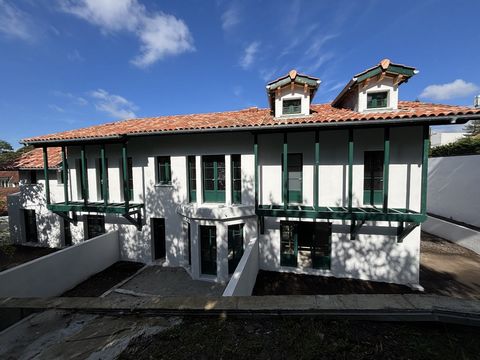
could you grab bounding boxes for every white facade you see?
[430,132,465,147]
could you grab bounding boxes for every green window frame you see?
[202,155,226,203]
[367,91,388,109]
[231,154,241,204]
[76,159,86,200]
[96,158,109,201]
[200,225,217,275]
[282,153,303,204]
[282,99,301,115]
[228,223,244,274]
[156,156,172,185]
[187,156,196,202]
[363,151,384,206]
[280,222,298,267]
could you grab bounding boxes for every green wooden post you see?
[283,133,288,210]
[420,126,429,215]
[348,129,353,212]
[101,144,108,206]
[382,127,390,212]
[61,146,68,205]
[42,146,50,205]
[314,130,319,211]
[254,134,258,210]
[80,145,88,205]
[122,142,129,211]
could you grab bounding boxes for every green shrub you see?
[430,137,480,157]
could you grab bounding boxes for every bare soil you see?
[119,317,480,360]
[62,261,144,297]
[0,245,59,272]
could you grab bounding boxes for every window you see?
[367,91,388,109]
[200,225,217,275]
[187,156,196,202]
[28,170,37,185]
[364,151,384,206]
[76,159,87,200]
[228,224,244,274]
[202,155,225,203]
[231,155,241,204]
[121,157,133,200]
[96,158,109,201]
[282,153,303,204]
[86,215,105,240]
[156,156,171,185]
[283,99,301,115]
[280,222,298,267]
[56,168,64,184]
[24,209,38,243]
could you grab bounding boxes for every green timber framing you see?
[41,140,144,230]
[254,125,430,242]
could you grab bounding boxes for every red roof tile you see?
[14,147,62,169]
[22,101,480,144]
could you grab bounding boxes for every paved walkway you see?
[108,266,225,298]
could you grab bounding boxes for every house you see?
[430,131,466,148]
[8,59,480,288]
[0,171,19,188]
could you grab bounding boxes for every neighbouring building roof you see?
[13,147,62,169]
[0,170,19,183]
[22,101,480,145]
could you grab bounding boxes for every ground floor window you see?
[200,225,217,275]
[280,221,331,270]
[151,218,166,260]
[364,151,384,206]
[23,209,38,243]
[228,223,244,274]
[63,219,72,246]
[86,215,105,240]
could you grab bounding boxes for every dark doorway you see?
[200,225,217,275]
[151,218,166,260]
[86,215,105,239]
[23,209,38,243]
[63,219,72,246]
[228,223,244,274]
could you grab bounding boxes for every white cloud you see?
[89,89,138,119]
[67,49,85,62]
[0,0,34,41]
[420,79,479,101]
[52,90,88,106]
[221,6,240,31]
[59,0,194,68]
[48,104,66,113]
[240,41,260,70]
[303,52,334,74]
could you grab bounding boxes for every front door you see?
[200,225,217,275]
[152,218,166,260]
[280,222,298,267]
[86,215,105,239]
[228,224,244,274]
[24,209,38,243]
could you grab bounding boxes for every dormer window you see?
[283,99,301,115]
[367,91,388,109]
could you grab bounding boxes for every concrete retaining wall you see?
[0,231,120,297]
[423,216,480,255]
[428,155,480,228]
[223,237,259,296]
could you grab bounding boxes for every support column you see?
[80,145,88,205]
[314,130,319,211]
[382,127,390,212]
[420,126,429,214]
[254,134,258,210]
[122,142,129,211]
[61,146,68,204]
[348,129,354,212]
[101,144,108,206]
[42,146,50,205]
[282,133,288,210]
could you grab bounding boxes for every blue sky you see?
[1,0,479,148]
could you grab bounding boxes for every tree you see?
[0,140,13,153]
[0,144,33,169]
[463,120,480,137]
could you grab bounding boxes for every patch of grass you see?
[120,316,480,360]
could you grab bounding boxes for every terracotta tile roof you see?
[0,170,19,183]
[14,147,62,169]
[22,101,480,144]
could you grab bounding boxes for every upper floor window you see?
[187,155,196,202]
[231,155,241,204]
[367,91,388,109]
[203,155,225,203]
[156,156,171,185]
[282,99,301,115]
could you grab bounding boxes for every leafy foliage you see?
[0,140,13,152]
[430,136,480,157]
[0,144,33,169]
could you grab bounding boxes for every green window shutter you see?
[203,155,226,203]
[231,154,241,204]
[282,99,301,115]
[363,151,384,205]
[367,92,388,109]
[156,156,172,185]
[188,156,196,202]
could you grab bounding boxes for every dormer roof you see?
[266,69,321,98]
[332,59,418,108]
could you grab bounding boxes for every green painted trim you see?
[42,146,50,205]
[121,143,129,210]
[356,67,382,83]
[356,64,415,83]
[101,144,108,206]
[254,134,258,210]
[48,201,143,214]
[268,75,318,91]
[61,146,68,205]
[231,154,241,204]
[348,129,353,211]
[80,145,88,205]
[314,131,319,211]
[283,133,288,209]
[383,127,390,212]
[420,126,429,214]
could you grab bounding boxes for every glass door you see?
[280,222,298,267]
[200,225,217,275]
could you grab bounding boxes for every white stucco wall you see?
[358,77,399,112]
[274,84,311,117]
